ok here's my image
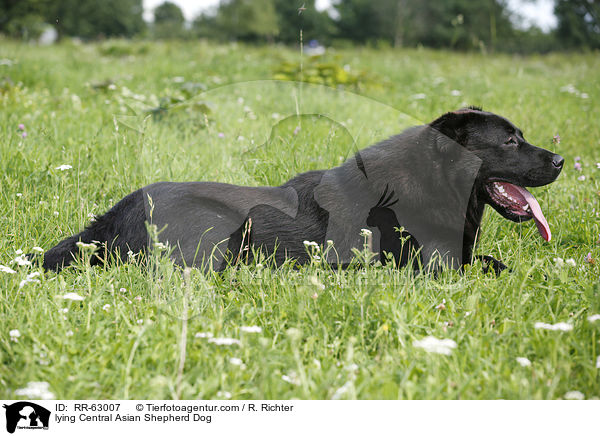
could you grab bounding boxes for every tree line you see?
[1,0,598,52]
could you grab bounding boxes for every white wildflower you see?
[516,357,531,367]
[14,381,55,400]
[564,390,585,400]
[195,332,214,339]
[102,304,111,311]
[577,175,586,181]
[32,246,44,253]
[153,242,167,250]
[59,292,85,301]
[596,355,600,369]
[16,193,22,197]
[560,84,577,94]
[286,328,301,341]
[55,164,72,171]
[240,325,262,333]
[587,314,600,322]
[208,337,241,346]
[229,357,246,369]
[9,329,21,341]
[450,89,462,96]
[310,276,325,291]
[345,363,359,372]
[65,330,74,337]
[553,257,564,267]
[136,319,143,325]
[76,241,97,251]
[281,372,301,386]
[0,265,16,274]
[565,258,576,267]
[19,271,41,289]
[216,391,232,399]
[331,380,353,400]
[360,228,372,237]
[413,336,457,355]
[534,321,573,332]
[11,254,31,266]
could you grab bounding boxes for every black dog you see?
[42,107,563,274]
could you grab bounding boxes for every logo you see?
[2,402,50,434]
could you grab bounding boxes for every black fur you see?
[42,108,563,274]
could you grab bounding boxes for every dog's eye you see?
[504,137,518,146]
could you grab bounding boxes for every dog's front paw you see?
[479,255,508,276]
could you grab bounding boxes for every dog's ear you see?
[429,107,485,147]
[429,111,470,146]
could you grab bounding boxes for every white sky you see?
[143,0,558,32]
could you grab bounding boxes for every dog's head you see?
[430,107,563,241]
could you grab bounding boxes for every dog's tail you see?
[42,189,147,271]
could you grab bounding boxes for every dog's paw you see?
[480,255,508,276]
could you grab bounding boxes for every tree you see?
[272,0,335,45]
[195,0,279,42]
[51,0,145,39]
[554,0,600,49]
[153,1,185,39]
[0,0,145,40]
[333,0,515,50]
[0,0,53,39]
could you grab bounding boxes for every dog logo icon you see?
[2,402,50,433]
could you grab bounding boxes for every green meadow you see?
[0,40,599,399]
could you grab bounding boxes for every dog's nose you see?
[552,154,564,169]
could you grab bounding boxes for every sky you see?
[143,0,558,32]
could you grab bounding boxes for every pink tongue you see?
[511,185,551,241]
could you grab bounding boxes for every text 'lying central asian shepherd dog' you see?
[42,107,564,274]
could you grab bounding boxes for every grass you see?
[0,39,599,400]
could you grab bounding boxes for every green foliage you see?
[96,40,150,57]
[51,0,146,39]
[152,1,186,39]
[272,0,335,44]
[555,0,600,49]
[1,41,600,400]
[0,0,145,40]
[154,1,185,25]
[334,0,515,51]
[0,0,52,39]
[1,0,599,53]
[195,0,279,41]
[273,56,373,89]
